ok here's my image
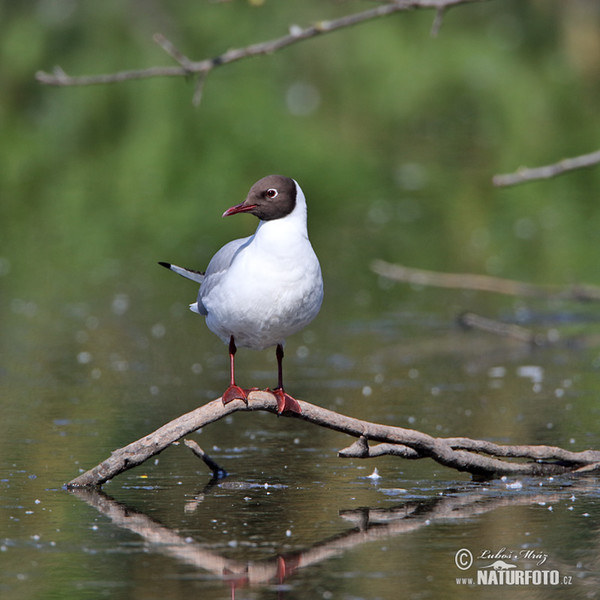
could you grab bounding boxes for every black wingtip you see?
[158,261,172,270]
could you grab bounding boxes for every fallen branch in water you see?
[371,259,600,301]
[493,148,600,187]
[36,0,482,105]
[457,311,549,346]
[66,391,600,488]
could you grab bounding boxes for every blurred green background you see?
[3,0,600,303]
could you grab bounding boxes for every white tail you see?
[158,262,205,284]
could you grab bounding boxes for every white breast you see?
[197,181,323,350]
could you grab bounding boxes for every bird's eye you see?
[266,188,278,199]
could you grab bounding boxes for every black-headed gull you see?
[159,175,323,414]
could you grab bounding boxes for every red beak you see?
[222,202,257,218]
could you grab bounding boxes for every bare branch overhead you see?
[36,0,484,105]
[493,149,600,187]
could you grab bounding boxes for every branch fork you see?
[66,391,600,488]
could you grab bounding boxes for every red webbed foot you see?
[268,388,302,415]
[221,385,248,405]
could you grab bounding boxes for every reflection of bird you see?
[160,175,323,414]
[482,560,517,570]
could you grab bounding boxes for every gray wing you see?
[195,236,252,315]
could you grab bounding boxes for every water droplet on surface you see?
[367,468,381,481]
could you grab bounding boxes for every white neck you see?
[253,180,309,245]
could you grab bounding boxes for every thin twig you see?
[36,0,483,94]
[183,439,228,479]
[66,391,600,488]
[430,6,446,36]
[371,259,600,301]
[152,33,194,70]
[493,149,600,187]
[192,73,207,107]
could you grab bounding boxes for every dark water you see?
[3,283,600,600]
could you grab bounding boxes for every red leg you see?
[221,336,248,405]
[276,554,301,583]
[269,344,302,414]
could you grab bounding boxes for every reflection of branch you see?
[36,0,482,103]
[371,259,600,301]
[71,484,588,591]
[493,149,600,187]
[70,488,277,587]
[66,391,600,489]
